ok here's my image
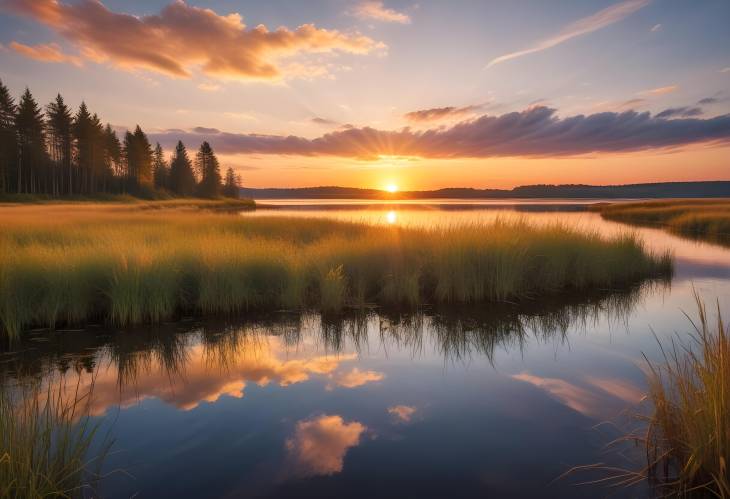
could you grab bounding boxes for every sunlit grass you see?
[0,204,672,339]
[642,294,729,497]
[0,379,110,498]
[596,199,730,245]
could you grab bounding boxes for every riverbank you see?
[595,199,730,245]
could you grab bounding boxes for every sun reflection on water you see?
[386,210,397,224]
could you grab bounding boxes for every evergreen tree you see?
[46,94,73,196]
[222,167,240,198]
[103,124,122,190]
[168,140,196,196]
[195,141,221,198]
[152,142,168,190]
[14,88,46,194]
[132,125,153,188]
[73,102,94,194]
[0,80,16,194]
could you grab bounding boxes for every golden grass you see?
[596,199,730,245]
[642,294,729,497]
[0,379,110,498]
[0,204,672,339]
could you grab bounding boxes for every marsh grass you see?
[0,378,111,498]
[565,294,729,497]
[596,199,730,245]
[0,204,672,339]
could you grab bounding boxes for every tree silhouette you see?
[169,140,196,196]
[0,80,16,195]
[152,142,168,190]
[222,167,240,198]
[195,141,221,198]
[46,94,73,196]
[15,88,46,194]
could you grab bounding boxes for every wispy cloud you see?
[721,67,730,73]
[311,116,341,126]
[650,23,662,32]
[351,1,411,24]
[640,85,678,96]
[2,0,384,81]
[404,104,482,122]
[656,106,703,119]
[486,0,651,68]
[149,106,730,160]
[197,82,221,92]
[9,41,82,66]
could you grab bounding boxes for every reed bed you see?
[596,199,730,245]
[0,379,109,498]
[642,295,729,497]
[0,204,672,339]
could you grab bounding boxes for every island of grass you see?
[595,199,730,245]
[0,203,672,339]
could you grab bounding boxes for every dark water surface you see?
[3,200,730,498]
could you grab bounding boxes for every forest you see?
[0,79,241,199]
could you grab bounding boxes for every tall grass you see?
[0,204,672,339]
[642,294,729,497]
[0,379,110,498]
[596,199,730,245]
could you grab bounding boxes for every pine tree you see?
[102,124,122,191]
[15,88,46,194]
[46,94,73,196]
[132,125,153,189]
[152,142,168,190]
[169,140,196,196]
[195,141,221,198]
[222,167,240,198]
[0,80,16,194]
[73,102,94,194]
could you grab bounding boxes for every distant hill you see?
[241,181,730,199]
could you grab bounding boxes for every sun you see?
[385,184,399,193]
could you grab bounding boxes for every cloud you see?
[641,85,678,96]
[333,367,384,388]
[9,41,82,66]
[149,106,730,160]
[311,117,340,126]
[2,0,383,81]
[351,1,411,24]
[720,67,730,73]
[486,0,650,67]
[698,97,719,105]
[388,405,416,422]
[650,23,661,32]
[656,106,703,119]
[618,98,646,110]
[286,415,366,476]
[404,105,482,122]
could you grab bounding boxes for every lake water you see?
[3,199,730,498]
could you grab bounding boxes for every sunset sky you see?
[1,0,729,190]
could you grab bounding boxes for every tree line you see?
[0,80,241,198]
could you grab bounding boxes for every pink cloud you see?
[9,41,82,66]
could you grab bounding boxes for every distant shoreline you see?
[241,181,730,200]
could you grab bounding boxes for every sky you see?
[0,0,729,190]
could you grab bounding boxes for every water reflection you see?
[1,284,657,419]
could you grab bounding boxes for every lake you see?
[3,199,729,498]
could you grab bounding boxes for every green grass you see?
[596,199,730,245]
[0,379,111,498]
[0,204,672,339]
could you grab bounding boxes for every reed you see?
[642,294,729,497]
[596,199,730,245]
[0,379,110,498]
[0,204,672,339]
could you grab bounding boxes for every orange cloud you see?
[387,404,416,422]
[641,85,679,96]
[351,1,411,24]
[9,41,82,66]
[286,415,366,476]
[332,367,384,388]
[2,0,383,80]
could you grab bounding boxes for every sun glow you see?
[385,184,399,193]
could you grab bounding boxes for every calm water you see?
[3,200,730,498]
